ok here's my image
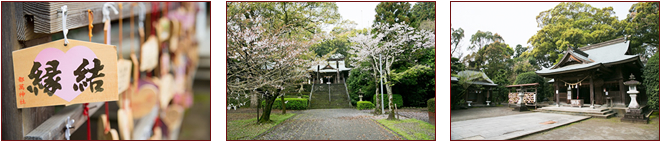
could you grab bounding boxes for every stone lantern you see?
[358,89,363,101]
[621,74,648,123]
[623,74,641,109]
[513,87,528,111]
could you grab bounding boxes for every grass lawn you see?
[227,113,296,140]
[376,118,435,140]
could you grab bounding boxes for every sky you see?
[451,2,637,59]
[326,2,417,32]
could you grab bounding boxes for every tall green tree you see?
[469,30,504,51]
[514,44,527,58]
[451,27,465,58]
[411,2,435,28]
[464,30,506,69]
[451,57,465,75]
[624,2,659,63]
[527,2,623,68]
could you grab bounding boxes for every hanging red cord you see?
[151,2,158,36]
[105,102,110,133]
[82,103,90,140]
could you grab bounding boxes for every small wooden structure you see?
[506,83,539,109]
[451,70,498,106]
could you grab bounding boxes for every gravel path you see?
[361,108,431,124]
[254,109,402,140]
[517,116,660,140]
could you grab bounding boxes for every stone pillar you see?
[513,88,528,111]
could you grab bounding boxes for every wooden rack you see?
[1,2,178,140]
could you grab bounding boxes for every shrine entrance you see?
[575,85,591,105]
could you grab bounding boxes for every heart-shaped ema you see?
[31,46,100,102]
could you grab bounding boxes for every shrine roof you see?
[454,70,498,86]
[536,37,641,76]
[309,60,352,73]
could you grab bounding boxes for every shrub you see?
[373,94,403,108]
[427,98,435,112]
[262,98,308,110]
[357,101,375,110]
[644,52,659,111]
[391,65,436,107]
[514,71,547,102]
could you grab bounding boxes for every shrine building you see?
[536,37,647,108]
[308,54,351,84]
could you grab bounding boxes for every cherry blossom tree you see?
[349,22,435,120]
[227,14,322,123]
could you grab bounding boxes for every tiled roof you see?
[537,37,640,76]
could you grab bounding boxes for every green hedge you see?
[262,98,308,110]
[427,98,435,112]
[357,101,375,110]
[372,94,403,108]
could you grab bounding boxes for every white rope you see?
[560,75,590,87]
[102,2,118,22]
[61,5,68,45]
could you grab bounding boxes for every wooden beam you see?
[24,102,104,140]
[23,2,175,34]
[15,2,50,41]
[2,2,24,140]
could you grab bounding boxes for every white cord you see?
[138,2,146,30]
[103,2,118,22]
[61,5,68,45]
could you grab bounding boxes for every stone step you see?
[588,112,616,118]
[539,108,613,115]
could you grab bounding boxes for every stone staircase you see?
[535,106,616,118]
[309,84,352,109]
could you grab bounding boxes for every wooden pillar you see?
[317,65,320,84]
[336,60,339,83]
[555,78,559,104]
[590,76,594,107]
[619,78,625,106]
[2,3,23,139]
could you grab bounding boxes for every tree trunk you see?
[281,93,286,114]
[374,88,381,115]
[385,77,396,120]
[258,89,281,123]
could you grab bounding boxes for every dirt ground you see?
[178,80,211,140]
[451,106,659,140]
[516,115,659,140]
